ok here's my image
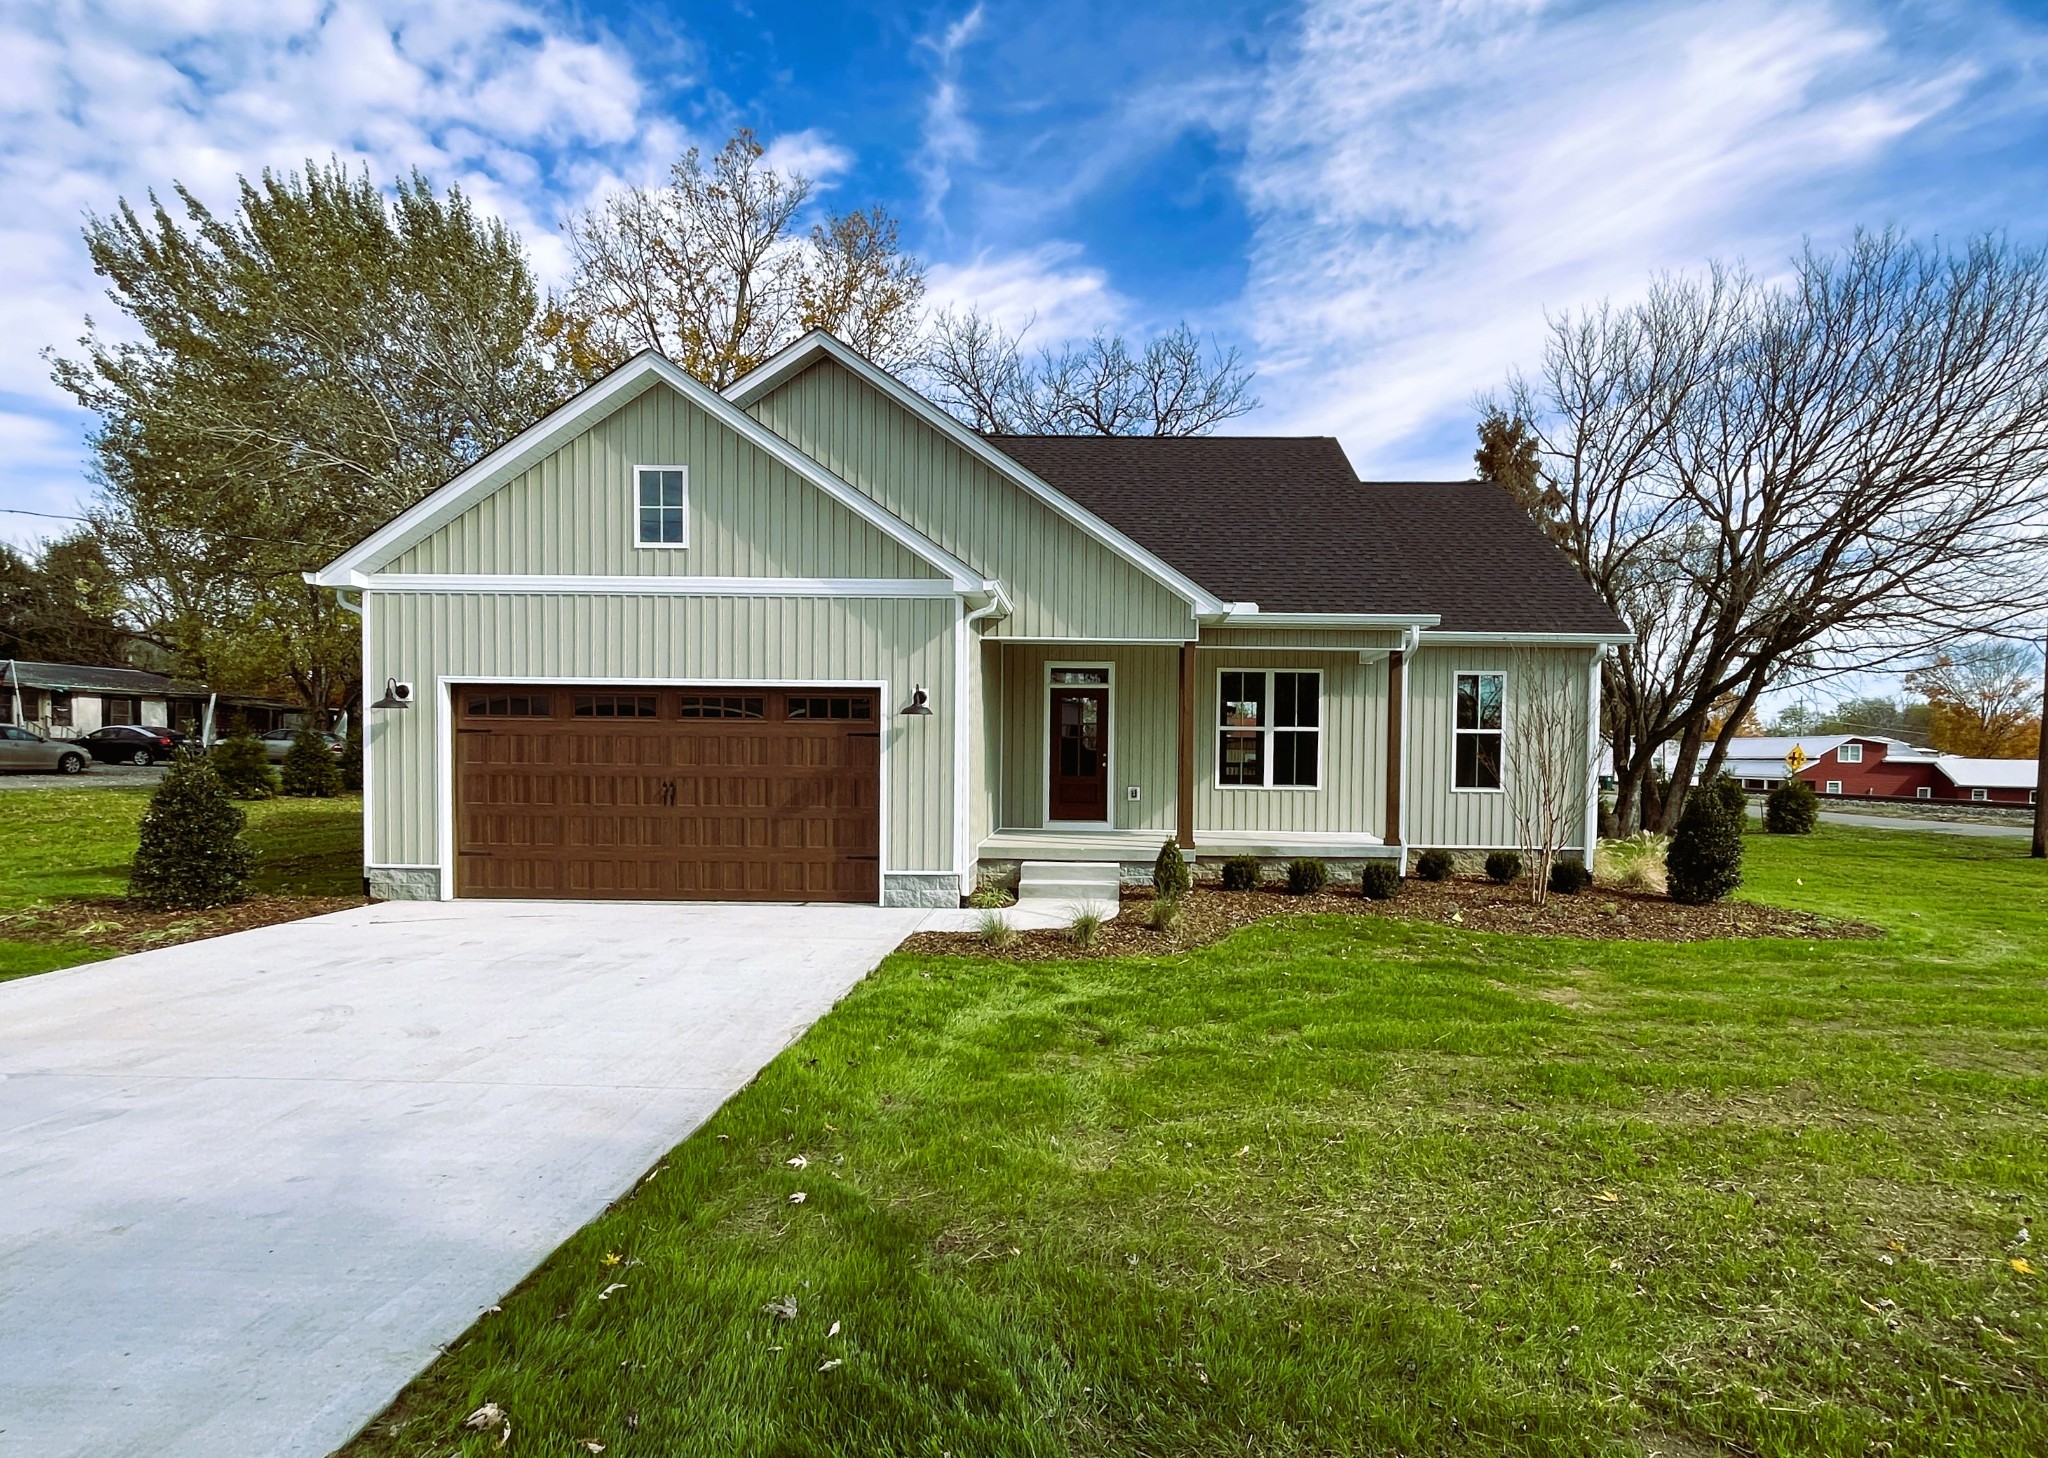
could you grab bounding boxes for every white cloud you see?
[0,0,784,540]
[924,242,1128,344]
[1234,0,2016,475]
[915,4,986,222]
[761,128,855,188]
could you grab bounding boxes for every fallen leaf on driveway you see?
[599,1283,627,1300]
[463,1404,505,1431]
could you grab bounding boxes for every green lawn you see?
[345,826,2047,1458]
[0,787,363,979]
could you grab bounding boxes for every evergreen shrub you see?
[1667,773,1747,905]
[1220,855,1261,892]
[1286,858,1328,896]
[129,751,253,909]
[1358,860,1401,900]
[1415,848,1455,882]
[1153,839,1191,900]
[1763,778,1819,834]
[1484,850,1523,884]
[1548,856,1592,896]
[280,727,342,798]
[211,727,277,799]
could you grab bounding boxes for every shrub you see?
[210,728,277,800]
[129,751,253,909]
[1219,855,1261,892]
[1414,848,1454,882]
[1286,858,1328,896]
[1152,839,1191,900]
[280,726,342,798]
[1146,896,1182,933]
[1484,850,1523,884]
[1666,773,1747,905]
[340,720,363,794]
[1068,905,1105,949]
[1548,856,1592,896]
[975,909,1016,949]
[1358,860,1401,900]
[1763,777,1819,835]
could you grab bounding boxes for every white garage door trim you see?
[434,675,894,904]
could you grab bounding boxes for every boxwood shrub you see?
[1220,854,1261,892]
[1484,850,1523,884]
[1667,773,1747,904]
[1763,778,1819,834]
[1358,860,1401,900]
[1547,856,1592,896]
[1414,848,1454,882]
[1286,858,1328,896]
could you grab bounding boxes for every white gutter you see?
[1419,630,1635,646]
[1214,607,1441,631]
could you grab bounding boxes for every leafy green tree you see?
[280,726,342,797]
[51,160,583,718]
[340,719,363,794]
[130,751,252,909]
[0,535,135,664]
[1667,774,1747,904]
[210,725,278,799]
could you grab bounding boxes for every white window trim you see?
[1213,667,1324,791]
[632,464,690,551]
[1916,786,1931,799]
[1825,779,1842,795]
[1042,661,1116,829]
[1837,742,1863,763]
[1971,787,1988,802]
[1451,668,1507,795]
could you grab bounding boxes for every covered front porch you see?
[969,629,1418,880]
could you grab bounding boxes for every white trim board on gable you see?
[308,351,992,598]
[726,331,1232,620]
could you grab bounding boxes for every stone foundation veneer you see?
[367,866,442,901]
[882,873,962,909]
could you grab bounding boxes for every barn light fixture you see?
[371,678,414,710]
[899,685,933,717]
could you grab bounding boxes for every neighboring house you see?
[309,332,1630,907]
[1722,734,2037,806]
[0,660,301,742]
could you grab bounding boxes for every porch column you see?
[1177,640,1198,849]
[1385,649,1405,847]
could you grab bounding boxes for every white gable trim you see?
[726,332,1231,618]
[309,351,987,593]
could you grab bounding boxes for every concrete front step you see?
[1014,860,1121,921]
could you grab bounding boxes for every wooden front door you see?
[453,685,881,902]
[1048,687,1109,822]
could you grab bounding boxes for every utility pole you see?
[2034,622,2047,858]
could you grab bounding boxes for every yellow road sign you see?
[1784,744,1810,774]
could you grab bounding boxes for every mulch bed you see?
[896,877,1881,962]
[0,894,369,957]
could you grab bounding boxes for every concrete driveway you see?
[0,899,926,1458]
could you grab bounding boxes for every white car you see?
[0,726,89,775]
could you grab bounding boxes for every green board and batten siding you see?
[1404,644,1598,850]
[363,592,959,880]
[993,644,1180,833]
[388,380,940,580]
[1195,648,1389,837]
[746,359,1197,641]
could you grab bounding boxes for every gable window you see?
[1217,669,1320,788]
[1837,742,1863,763]
[635,466,688,547]
[1453,671,1504,790]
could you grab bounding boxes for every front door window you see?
[1049,684,1109,822]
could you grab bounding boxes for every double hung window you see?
[635,467,687,546]
[1217,670,1320,788]
[1453,671,1504,790]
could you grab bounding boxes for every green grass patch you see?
[346,827,2048,1457]
[0,787,362,977]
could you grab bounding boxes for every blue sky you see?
[6,0,2048,554]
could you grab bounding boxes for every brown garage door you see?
[454,685,881,902]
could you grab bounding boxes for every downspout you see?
[955,583,1012,895]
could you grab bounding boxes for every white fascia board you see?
[312,351,989,594]
[360,574,962,598]
[1420,630,1636,646]
[726,332,1230,618]
[1215,610,1441,630]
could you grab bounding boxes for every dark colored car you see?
[256,728,345,763]
[80,725,188,766]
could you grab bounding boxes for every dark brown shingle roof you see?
[980,434,1626,634]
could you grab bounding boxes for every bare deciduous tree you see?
[557,131,925,387]
[1504,649,1600,904]
[916,307,1258,435]
[1497,231,2048,832]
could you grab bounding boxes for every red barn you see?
[1719,736,2037,806]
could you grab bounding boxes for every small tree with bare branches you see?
[1504,649,1601,905]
